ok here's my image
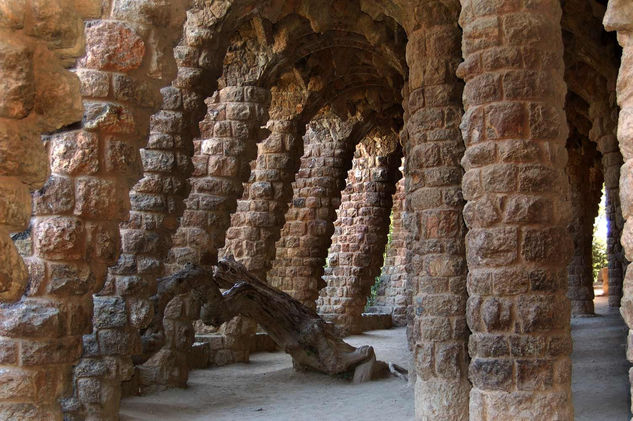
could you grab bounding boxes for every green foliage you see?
[592,188,608,282]
[365,276,381,310]
[592,229,608,282]
[364,208,395,311]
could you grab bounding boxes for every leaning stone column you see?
[221,119,304,280]
[317,132,401,335]
[566,137,603,316]
[372,175,408,326]
[598,122,626,308]
[0,1,86,419]
[268,115,364,308]
[138,86,270,392]
[604,0,633,414]
[404,11,470,420]
[588,99,626,308]
[458,0,573,419]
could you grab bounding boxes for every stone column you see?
[221,119,303,280]
[603,0,633,414]
[268,116,364,308]
[566,137,603,316]
[0,1,86,419]
[404,11,470,419]
[137,86,270,392]
[317,133,401,335]
[371,175,408,326]
[458,0,573,419]
[588,99,627,308]
[598,126,627,308]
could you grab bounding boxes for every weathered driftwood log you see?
[145,257,397,382]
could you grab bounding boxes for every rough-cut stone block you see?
[49,131,99,175]
[0,38,34,118]
[34,217,84,260]
[80,20,145,72]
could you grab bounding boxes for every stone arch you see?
[136,3,408,388]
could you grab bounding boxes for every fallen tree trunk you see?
[146,257,396,382]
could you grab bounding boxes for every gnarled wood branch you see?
[146,257,397,382]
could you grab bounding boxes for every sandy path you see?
[572,296,630,421]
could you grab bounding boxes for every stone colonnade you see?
[0,0,631,420]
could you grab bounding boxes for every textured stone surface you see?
[139,86,270,392]
[404,15,470,420]
[565,135,602,316]
[604,0,633,416]
[458,0,573,419]
[369,175,409,327]
[0,1,86,419]
[0,0,628,420]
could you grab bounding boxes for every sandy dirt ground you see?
[120,295,630,420]
[120,328,414,421]
[572,296,630,421]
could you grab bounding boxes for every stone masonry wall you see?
[268,115,365,308]
[317,131,401,335]
[221,119,303,280]
[458,0,573,419]
[106,5,223,396]
[0,1,87,419]
[604,0,633,415]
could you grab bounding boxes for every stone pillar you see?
[603,0,633,415]
[588,99,626,309]
[0,1,87,419]
[138,86,270,392]
[458,0,573,419]
[50,3,192,418]
[566,137,603,316]
[317,133,401,335]
[600,139,626,308]
[404,12,470,419]
[372,175,408,326]
[221,119,303,280]
[268,116,364,308]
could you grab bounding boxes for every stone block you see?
[80,20,145,72]
[0,38,33,118]
[0,299,65,338]
[49,130,99,175]
[34,217,84,260]
[74,177,117,219]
